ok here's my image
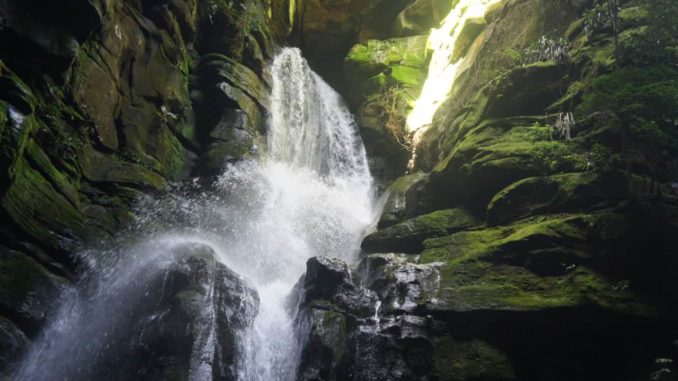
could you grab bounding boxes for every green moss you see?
[78,144,167,191]
[363,207,478,254]
[416,208,477,232]
[0,103,37,177]
[0,249,67,322]
[345,35,428,106]
[1,156,86,249]
[576,65,678,164]
[24,139,80,207]
[434,336,516,381]
[346,37,428,69]
[390,65,425,86]
[316,309,347,360]
[452,16,487,61]
[422,213,652,315]
[619,6,650,28]
[378,172,428,228]
[487,170,629,225]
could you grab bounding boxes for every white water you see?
[14,47,376,380]
[233,47,375,379]
[407,0,501,132]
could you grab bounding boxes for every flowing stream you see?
[14,47,376,380]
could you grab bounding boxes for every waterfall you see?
[232,47,375,380]
[13,47,375,381]
[406,0,502,132]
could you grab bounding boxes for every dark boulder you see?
[14,242,258,381]
[294,255,437,380]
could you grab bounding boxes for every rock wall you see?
[0,0,291,375]
[298,0,678,380]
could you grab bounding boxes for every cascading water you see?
[232,47,375,380]
[13,47,376,381]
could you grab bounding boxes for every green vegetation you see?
[421,213,652,315]
[618,0,678,66]
[577,65,678,190]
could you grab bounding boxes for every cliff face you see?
[0,0,291,374]
[298,0,678,380]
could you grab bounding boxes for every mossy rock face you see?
[0,0,287,373]
[1,155,86,253]
[193,53,269,172]
[486,171,629,226]
[71,7,196,165]
[198,54,270,110]
[0,65,39,190]
[295,0,414,85]
[355,92,413,181]
[365,0,678,379]
[0,247,67,333]
[413,0,579,171]
[481,62,570,119]
[200,109,259,174]
[196,0,279,74]
[77,144,168,192]
[433,336,516,381]
[344,35,428,106]
[413,120,545,215]
[420,211,661,315]
[362,208,479,254]
[378,172,428,228]
[452,17,488,62]
[297,308,349,381]
[344,35,428,181]
[393,0,453,37]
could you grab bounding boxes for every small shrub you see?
[527,123,552,142]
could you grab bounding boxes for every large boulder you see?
[14,243,258,381]
[294,256,437,381]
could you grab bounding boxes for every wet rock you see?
[0,246,67,334]
[21,243,258,381]
[295,256,437,380]
[378,172,428,228]
[0,316,28,377]
[357,254,441,314]
[201,109,258,174]
[110,243,258,380]
[297,257,376,317]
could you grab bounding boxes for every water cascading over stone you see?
[12,47,376,381]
